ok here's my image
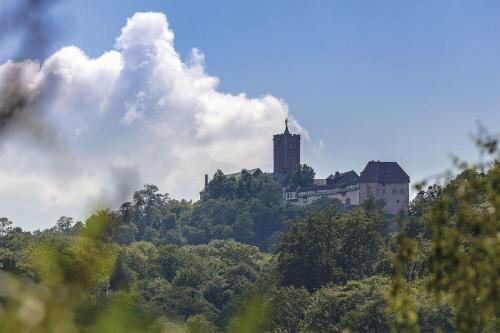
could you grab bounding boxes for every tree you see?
[263,287,311,333]
[305,276,392,332]
[206,170,237,199]
[289,164,315,186]
[131,184,170,241]
[54,216,74,234]
[231,210,255,243]
[407,185,442,237]
[424,165,499,331]
[0,217,13,236]
[276,206,389,290]
[83,210,122,242]
[237,169,256,198]
[122,241,161,280]
[186,315,218,333]
[390,131,500,332]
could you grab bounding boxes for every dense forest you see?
[0,137,498,332]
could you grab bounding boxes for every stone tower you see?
[273,119,300,183]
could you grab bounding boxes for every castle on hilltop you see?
[202,120,410,215]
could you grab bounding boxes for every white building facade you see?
[283,161,410,215]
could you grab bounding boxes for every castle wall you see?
[359,182,409,214]
[285,186,359,207]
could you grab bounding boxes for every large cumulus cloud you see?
[0,12,306,229]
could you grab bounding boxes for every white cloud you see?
[121,91,146,126]
[0,12,307,230]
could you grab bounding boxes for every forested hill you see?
[0,145,498,331]
[31,170,353,251]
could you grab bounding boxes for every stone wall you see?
[359,182,409,214]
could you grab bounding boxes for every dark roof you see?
[359,161,409,183]
[225,168,262,180]
[326,170,359,187]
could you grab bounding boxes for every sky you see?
[1,0,500,229]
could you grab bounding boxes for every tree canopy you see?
[288,164,316,187]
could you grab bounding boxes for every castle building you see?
[277,122,410,215]
[283,170,360,207]
[202,119,410,215]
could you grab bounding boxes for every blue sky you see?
[1,1,500,228]
[50,0,500,178]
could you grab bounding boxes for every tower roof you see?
[359,161,410,183]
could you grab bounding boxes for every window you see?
[399,188,405,194]
[397,199,400,203]
[392,188,397,194]
[382,189,386,194]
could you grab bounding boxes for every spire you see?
[284,118,290,134]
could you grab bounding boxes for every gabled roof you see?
[326,170,359,187]
[225,168,262,180]
[359,161,410,183]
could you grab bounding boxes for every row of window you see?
[296,185,359,198]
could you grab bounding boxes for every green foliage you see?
[425,166,499,331]
[0,216,13,236]
[406,184,442,239]
[204,169,281,201]
[412,284,455,332]
[186,314,218,333]
[0,231,158,332]
[72,173,298,251]
[305,276,392,332]
[263,287,311,332]
[1,130,497,332]
[288,163,315,186]
[390,131,500,332]
[227,295,267,333]
[276,205,391,290]
[53,216,75,234]
[0,224,271,332]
